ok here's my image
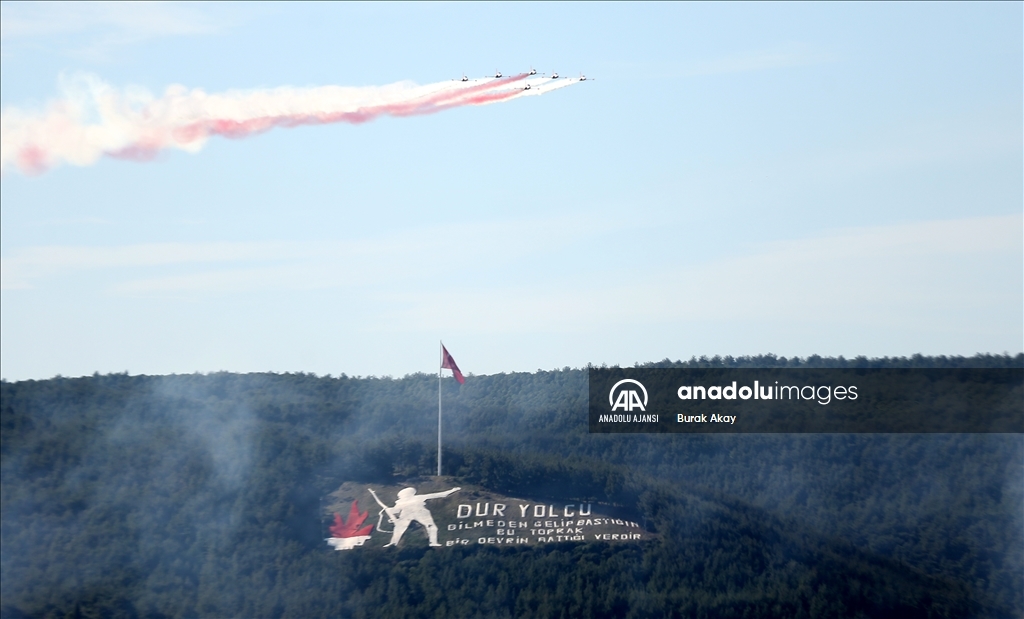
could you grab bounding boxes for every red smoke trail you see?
[429,89,527,114]
[1,72,565,175]
[15,146,48,175]
[406,73,528,110]
[122,74,531,156]
[198,74,531,138]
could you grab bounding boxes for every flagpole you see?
[438,341,442,477]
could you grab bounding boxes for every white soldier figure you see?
[370,486,460,547]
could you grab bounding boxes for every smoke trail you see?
[1,72,581,176]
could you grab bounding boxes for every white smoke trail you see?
[1,71,582,176]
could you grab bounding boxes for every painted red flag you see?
[441,345,466,384]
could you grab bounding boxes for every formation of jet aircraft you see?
[455,69,589,83]
[450,69,590,97]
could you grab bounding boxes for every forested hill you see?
[2,354,1022,618]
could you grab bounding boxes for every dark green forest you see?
[2,354,1022,618]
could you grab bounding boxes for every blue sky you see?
[1,2,1021,380]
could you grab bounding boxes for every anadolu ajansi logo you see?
[609,379,648,412]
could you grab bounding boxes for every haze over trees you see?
[2,354,1021,618]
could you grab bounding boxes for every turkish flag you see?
[441,345,466,384]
